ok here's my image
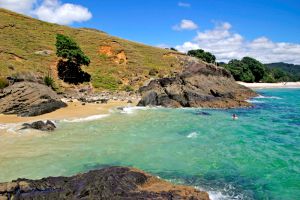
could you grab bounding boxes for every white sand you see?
[237,81,300,89]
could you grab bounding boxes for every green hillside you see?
[0,8,182,91]
[265,62,300,81]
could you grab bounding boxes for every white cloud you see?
[0,0,36,14]
[33,0,92,25]
[173,19,198,31]
[156,44,170,49]
[178,2,191,8]
[0,0,92,25]
[175,22,300,64]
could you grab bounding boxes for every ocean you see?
[0,88,299,199]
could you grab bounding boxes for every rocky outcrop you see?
[21,120,56,131]
[138,61,256,108]
[0,82,67,117]
[0,166,209,200]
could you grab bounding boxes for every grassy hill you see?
[0,8,183,91]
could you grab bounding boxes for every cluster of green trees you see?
[187,49,216,64]
[187,48,299,83]
[223,57,299,83]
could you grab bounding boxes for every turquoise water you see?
[0,89,299,199]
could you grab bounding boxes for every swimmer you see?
[232,114,238,120]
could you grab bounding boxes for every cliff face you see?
[138,59,257,108]
[0,167,209,200]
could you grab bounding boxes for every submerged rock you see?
[138,60,257,108]
[22,120,56,131]
[0,82,67,117]
[0,166,209,200]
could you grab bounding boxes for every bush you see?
[187,49,216,64]
[122,85,134,92]
[43,73,58,91]
[0,77,9,89]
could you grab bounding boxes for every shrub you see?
[187,49,216,64]
[122,85,134,92]
[0,77,9,89]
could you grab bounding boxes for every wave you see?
[61,114,110,123]
[187,132,198,138]
[196,186,247,200]
[255,95,282,99]
[116,106,156,114]
[246,99,265,104]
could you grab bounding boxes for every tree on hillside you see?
[225,59,255,82]
[56,34,91,84]
[241,57,265,82]
[187,49,216,64]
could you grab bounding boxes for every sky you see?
[1,0,300,64]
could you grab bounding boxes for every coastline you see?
[237,81,300,89]
[0,100,134,124]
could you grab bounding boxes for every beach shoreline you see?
[0,100,134,124]
[237,81,300,89]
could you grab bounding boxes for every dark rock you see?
[0,82,67,116]
[195,111,211,116]
[138,61,257,108]
[127,100,133,103]
[21,120,56,131]
[0,167,209,200]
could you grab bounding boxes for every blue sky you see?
[1,0,300,64]
[71,0,300,46]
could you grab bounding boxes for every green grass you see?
[0,8,183,91]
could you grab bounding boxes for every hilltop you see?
[0,8,183,91]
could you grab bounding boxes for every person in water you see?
[232,114,238,120]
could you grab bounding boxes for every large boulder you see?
[0,166,209,200]
[21,120,56,131]
[138,60,257,108]
[0,82,67,116]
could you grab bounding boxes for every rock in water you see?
[0,82,67,116]
[22,120,56,131]
[138,60,257,108]
[0,167,209,200]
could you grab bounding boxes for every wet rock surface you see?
[0,166,209,200]
[0,82,67,117]
[21,120,56,131]
[138,61,257,108]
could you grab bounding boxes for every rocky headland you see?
[0,166,209,200]
[138,59,257,108]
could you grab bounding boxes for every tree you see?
[225,59,255,82]
[241,57,265,82]
[56,34,91,84]
[187,49,216,64]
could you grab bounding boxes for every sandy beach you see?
[0,100,134,126]
[237,81,300,89]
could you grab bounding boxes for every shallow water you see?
[0,89,299,199]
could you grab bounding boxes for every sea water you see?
[0,89,299,200]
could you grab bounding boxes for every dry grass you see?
[0,8,182,91]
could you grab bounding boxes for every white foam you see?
[118,106,154,114]
[255,95,282,99]
[246,99,265,103]
[196,186,245,200]
[187,132,198,138]
[62,114,109,123]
